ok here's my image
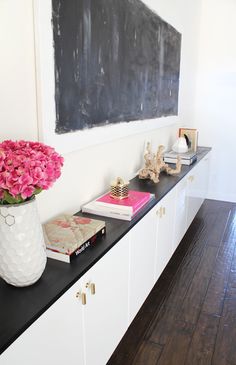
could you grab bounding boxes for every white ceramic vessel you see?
[172,137,188,153]
[0,198,47,287]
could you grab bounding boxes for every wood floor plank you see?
[132,341,163,365]
[184,312,219,365]
[223,205,236,245]
[156,320,194,365]
[212,296,236,365]
[205,211,230,247]
[178,245,218,325]
[202,242,234,315]
[181,223,206,257]
[225,250,236,299]
[208,237,236,365]
[147,253,202,345]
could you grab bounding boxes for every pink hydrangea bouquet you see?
[0,140,64,205]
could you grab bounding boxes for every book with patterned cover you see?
[43,214,105,255]
[96,190,151,214]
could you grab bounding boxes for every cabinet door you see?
[82,235,129,365]
[155,187,176,280]
[173,176,188,250]
[0,278,85,365]
[186,154,210,228]
[128,207,157,322]
[198,153,210,200]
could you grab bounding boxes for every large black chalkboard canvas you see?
[52,0,181,134]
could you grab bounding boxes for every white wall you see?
[194,0,236,202]
[0,0,38,140]
[0,0,201,222]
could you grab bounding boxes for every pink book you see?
[96,190,151,214]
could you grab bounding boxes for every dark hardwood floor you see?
[107,199,236,365]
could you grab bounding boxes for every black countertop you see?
[0,147,211,355]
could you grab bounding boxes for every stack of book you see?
[82,190,154,221]
[164,150,197,165]
[43,214,106,263]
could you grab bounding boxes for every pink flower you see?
[18,173,33,186]
[0,140,64,204]
[9,184,21,197]
[32,167,45,183]
[21,185,35,199]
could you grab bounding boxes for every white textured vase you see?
[0,198,47,287]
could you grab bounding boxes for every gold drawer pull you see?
[86,281,96,295]
[76,291,87,305]
[156,207,163,218]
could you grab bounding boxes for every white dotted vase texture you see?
[0,198,47,287]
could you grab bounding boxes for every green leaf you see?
[3,191,24,205]
[34,187,43,196]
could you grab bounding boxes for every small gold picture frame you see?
[179,128,198,152]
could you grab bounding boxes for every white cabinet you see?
[82,234,129,365]
[198,153,210,201]
[186,155,210,229]
[173,154,210,249]
[0,235,130,365]
[128,207,157,322]
[0,277,85,365]
[154,187,176,280]
[173,177,188,250]
[0,151,211,365]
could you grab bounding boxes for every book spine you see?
[47,227,106,263]
[82,204,132,220]
[71,227,106,260]
[164,153,196,159]
[46,249,70,263]
[95,200,133,213]
[164,157,197,165]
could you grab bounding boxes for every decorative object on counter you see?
[0,140,64,286]
[164,150,197,166]
[82,190,154,221]
[179,128,198,152]
[139,143,181,183]
[110,177,129,200]
[172,137,188,153]
[44,215,106,263]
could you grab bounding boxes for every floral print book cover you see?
[43,214,106,255]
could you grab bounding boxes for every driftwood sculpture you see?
[139,143,181,183]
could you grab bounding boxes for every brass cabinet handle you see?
[76,291,87,305]
[86,281,96,295]
[156,207,163,218]
[162,207,166,215]
[188,175,194,182]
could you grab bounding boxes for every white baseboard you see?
[206,191,236,203]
